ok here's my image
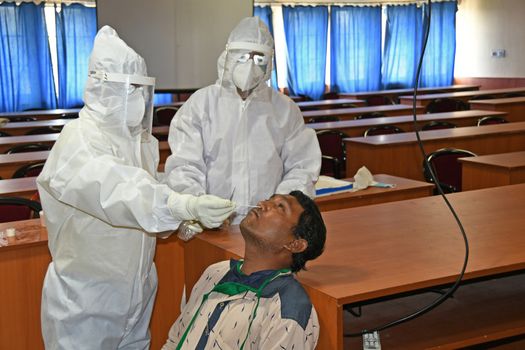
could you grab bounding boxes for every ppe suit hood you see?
[82,25,151,139]
[219,17,274,96]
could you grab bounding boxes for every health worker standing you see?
[164,17,321,225]
[37,26,234,350]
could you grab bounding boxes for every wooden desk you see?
[0,220,184,350]
[303,104,424,122]
[307,110,508,137]
[0,108,81,121]
[468,96,525,123]
[460,151,525,190]
[296,98,366,110]
[0,120,169,139]
[0,151,50,179]
[399,87,525,108]
[339,84,479,100]
[0,134,170,164]
[0,119,70,136]
[0,177,38,198]
[183,184,525,349]
[344,122,525,181]
[315,174,433,211]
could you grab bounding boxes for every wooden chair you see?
[154,107,179,126]
[0,196,42,223]
[316,130,349,179]
[423,148,477,194]
[354,112,386,120]
[363,125,404,137]
[5,144,51,154]
[307,116,341,124]
[477,116,508,126]
[421,121,457,131]
[365,95,396,106]
[12,162,46,179]
[426,98,469,113]
[25,126,63,135]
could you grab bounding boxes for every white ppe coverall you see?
[164,17,321,223]
[37,26,205,349]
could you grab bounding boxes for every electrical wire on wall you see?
[344,0,470,337]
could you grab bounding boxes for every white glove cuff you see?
[167,192,195,221]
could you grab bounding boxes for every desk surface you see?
[459,151,525,169]
[399,87,525,102]
[295,98,365,109]
[185,183,525,349]
[315,174,433,211]
[303,104,424,120]
[0,108,81,119]
[0,176,38,198]
[308,110,508,136]
[339,85,479,98]
[468,96,525,105]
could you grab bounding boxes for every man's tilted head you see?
[240,191,326,272]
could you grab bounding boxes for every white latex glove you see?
[168,193,235,228]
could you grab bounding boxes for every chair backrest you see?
[477,116,508,126]
[363,125,404,137]
[25,126,63,135]
[426,98,469,113]
[5,143,51,154]
[421,121,457,131]
[320,92,338,100]
[366,96,396,106]
[8,116,37,122]
[423,148,477,193]
[354,112,386,120]
[0,196,42,223]
[307,116,340,124]
[316,130,348,178]
[154,107,179,126]
[0,131,11,137]
[501,93,525,98]
[12,162,46,179]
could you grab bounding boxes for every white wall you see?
[455,0,525,78]
[96,0,252,90]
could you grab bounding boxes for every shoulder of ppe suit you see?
[269,89,302,115]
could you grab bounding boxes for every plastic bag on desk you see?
[177,220,203,241]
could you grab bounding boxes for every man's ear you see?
[285,238,308,254]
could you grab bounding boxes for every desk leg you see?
[304,286,343,350]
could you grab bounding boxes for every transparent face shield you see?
[88,71,156,136]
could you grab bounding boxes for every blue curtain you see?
[381,4,424,89]
[56,4,97,108]
[254,5,278,90]
[154,93,173,105]
[420,1,457,87]
[330,5,382,93]
[0,3,57,112]
[283,6,328,100]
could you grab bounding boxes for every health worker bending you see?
[37,26,234,350]
[164,17,321,225]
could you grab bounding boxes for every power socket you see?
[363,331,381,350]
[491,49,506,58]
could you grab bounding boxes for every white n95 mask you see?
[126,88,146,127]
[232,61,265,92]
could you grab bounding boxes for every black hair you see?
[288,190,326,273]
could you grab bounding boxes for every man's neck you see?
[241,244,290,275]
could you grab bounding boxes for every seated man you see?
[162,190,326,350]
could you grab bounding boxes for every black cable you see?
[345,0,470,337]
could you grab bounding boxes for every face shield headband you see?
[88,70,156,136]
